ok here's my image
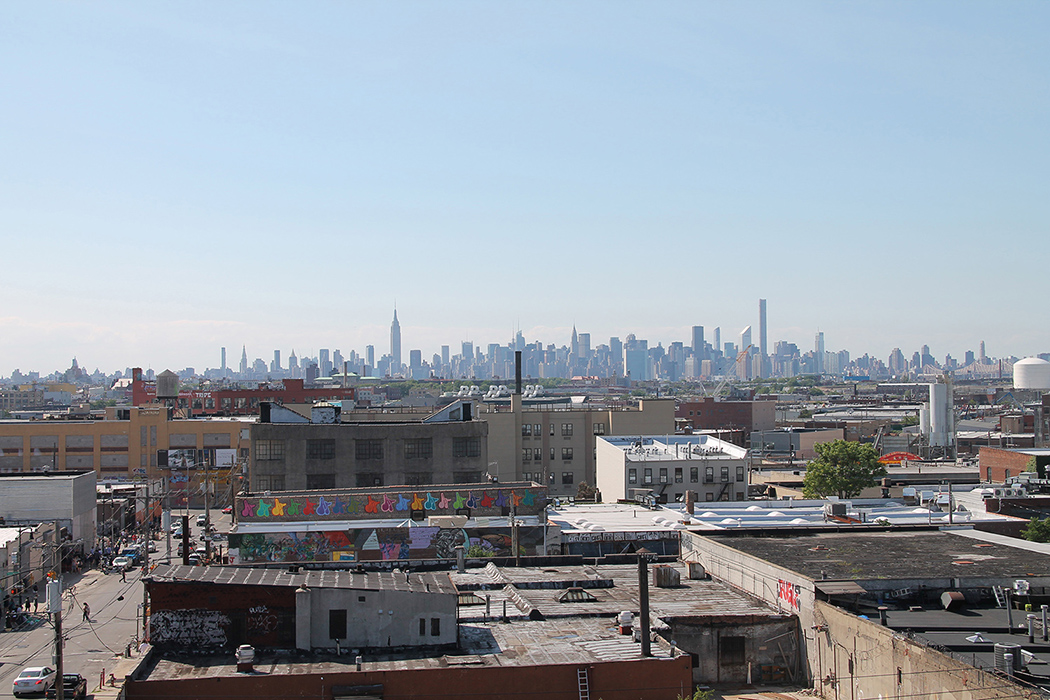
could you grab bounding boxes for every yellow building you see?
[0,406,251,483]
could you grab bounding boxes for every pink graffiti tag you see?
[241,501,257,518]
[381,494,394,513]
[437,493,451,509]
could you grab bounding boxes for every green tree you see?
[803,440,887,499]
[1023,517,1050,543]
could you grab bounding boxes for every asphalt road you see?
[0,508,235,699]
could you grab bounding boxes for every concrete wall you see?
[127,655,695,700]
[0,472,97,546]
[813,600,1036,700]
[596,436,628,502]
[667,614,799,686]
[297,585,457,650]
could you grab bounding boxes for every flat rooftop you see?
[149,564,458,595]
[141,561,782,681]
[700,529,1050,581]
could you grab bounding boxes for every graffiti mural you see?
[151,609,230,648]
[237,487,545,523]
[228,526,546,564]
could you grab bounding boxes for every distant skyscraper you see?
[578,333,590,359]
[571,326,579,358]
[758,299,768,378]
[713,328,721,357]
[366,345,375,369]
[220,347,227,375]
[441,345,450,366]
[272,349,281,374]
[609,337,623,376]
[319,348,331,377]
[740,326,752,353]
[979,340,987,363]
[239,346,248,376]
[289,350,299,377]
[390,309,402,372]
[815,332,825,373]
[691,326,705,360]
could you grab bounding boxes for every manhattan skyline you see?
[1,2,1047,374]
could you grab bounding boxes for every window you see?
[659,468,668,484]
[736,491,746,501]
[453,471,482,483]
[644,468,653,484]
[736,466,745,482]
[431,617,441,636]
[593,423,606,435]
[706,492,714,501]
[256,475,285,491]
[533,424,541,437]
[453,437,480,458]
[561,423,573,437]
[562,471,574,485]
[522,448,532,461]
[720,490,731,501]
[521,424,532,437]
[705,466,714,483]
[986,466,992,481]
[419,618,426,636]
[355,439,383,460]
[307,439,335,460]
[522,472,532,481]
[533,448,542,461]
[720,466,730,482]
[720,636,745,665]
[256,440,285,460]
[690,467,698,483]
[404,438,433,459]
[675,467,683,483]
[329,609,347,640]
[306,473,335,489]
[561,447,573,461]
[406,472,432,485]
[628,468,637,484]
[550,423,555,436]
[550,448,555,461]
[356,473,383,487]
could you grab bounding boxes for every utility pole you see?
[203,455,211,560]
[49,520,64,700]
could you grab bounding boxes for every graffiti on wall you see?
[247,605,278,634]
[151,609,230,648]
[239,488,542,522]
[778,579,801,611]
[228,526,546,564]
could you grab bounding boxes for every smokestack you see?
[515,351,522,395]
[685,491,695,516]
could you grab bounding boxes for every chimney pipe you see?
[638,554,651,657]
[515,351,522,395]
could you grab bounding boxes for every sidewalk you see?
[89,643,152,699]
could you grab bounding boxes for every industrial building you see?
[248,400,488,492]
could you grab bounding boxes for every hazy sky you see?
[2,2,1047,375]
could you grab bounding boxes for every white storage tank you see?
[1014,357,1050,390]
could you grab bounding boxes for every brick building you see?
[675,397,775,439]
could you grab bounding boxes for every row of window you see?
[259,470,487,491]
[628,465,745,485]
[328,607,442,639]
[522,471,575,485]
[256,437,480,462]
[522,447,574,461]
[520,423,608,437]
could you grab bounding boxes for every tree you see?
[1023,517,1050,543]
[802,440,887,499]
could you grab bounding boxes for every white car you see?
[111,555,133,571]
[13,666,55,696]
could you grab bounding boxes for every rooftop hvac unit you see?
[652,564,681,588]
[994,643,1023,673]
[824,502,848,517]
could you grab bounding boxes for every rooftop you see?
[700,529,1050,582]
[148,564,458,595]
[601,435,748,461]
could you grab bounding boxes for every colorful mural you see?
[237,487,544,523]
[228,526,546,564]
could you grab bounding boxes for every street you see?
[0,508,234,699]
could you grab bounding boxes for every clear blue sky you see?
[1,2,1047,375]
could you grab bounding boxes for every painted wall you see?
[228,525,547,564]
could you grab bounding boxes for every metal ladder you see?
[992,585,1006,608]
[577,667,590,700]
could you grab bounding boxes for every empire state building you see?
[390,308,402,373]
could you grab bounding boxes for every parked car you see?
[196,514,207,527]
[45,674,87,700]
[222,505,233,514]
[12,666,56,697]
[111,556,133,571]
[187,554,203,566]
[120,546,142,565]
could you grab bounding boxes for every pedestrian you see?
[121,567,126,583]
[82,603,90,622]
